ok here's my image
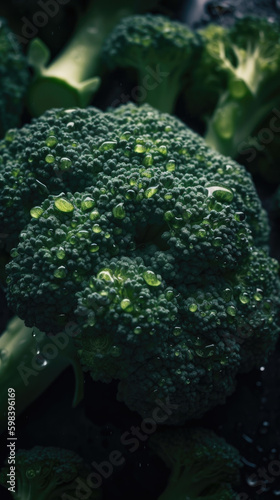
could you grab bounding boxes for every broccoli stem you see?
[204,90,280,158]
[138,67,183,114]
[0,317,83,434]
[27,0,133,117]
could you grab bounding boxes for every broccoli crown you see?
[149,427,241,500]
[103,14,198,71]
[192,17,280,105]
[0,18,29,137]
[0,446,101,500]
[103,14,200,112]
[4,104,280,423]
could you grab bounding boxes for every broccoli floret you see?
[185,17,280,160]
[27,0,156,117]
[0,18,29,136]
[2,103,280,424]
[0,446,102,500]
[149,427,242,500]
[103,14,200,113]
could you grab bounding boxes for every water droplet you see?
[143,270,161,287]
[100,140,117,151]
[90,210,100,220]
[227,305,236,316]
[164,210,174,221]
[166,160,176,172]
[54,197,74,213]
[92,224,102,233]
[54,266,67,278]
[30,207,43,218]
[60,157,72,170]
[189,303,197,312]
[113,203,126,219]
[45,154,55,164]
[45,135,58,147]
[125,190,135,200]
[121,298,131,310]
[81,197,94,211]
[144,186,158,198]
[239,292,250,304]
[254,289,263,301]
[90,244,99,253]
[206,185,234,203]
[134,144,146,153]
[143,154,153,166]
[56,247,66,260]
[120,131,131,140]
[159,145,167,154]
[165,289,174,300]
[134,326,142,334]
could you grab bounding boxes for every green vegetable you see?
[0,17,29,136]
[103,14,200,113]
[184,17,280,161]
[0,317,83,434]
[149,427,242,500]
[27,0,153,117]
[0,446,102,500]
[1,103,279,425]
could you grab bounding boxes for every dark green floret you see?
[0,18,29,136]
[149,427,242,500]
[0,446,102,500]
[3,104,280,424]
[103,14,200,113]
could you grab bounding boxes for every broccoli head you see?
[0,18,29,136]
[103,14,200,113]
[149,427,242,499]
[0,446,102,500]
[3,104,280,424]
[184,17,280,162]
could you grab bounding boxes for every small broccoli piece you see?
[0,18,29,136]
[3,104,280,424]
[149,427,242,500]
[185,17,280,160]
[27,0,160,117]
[0,446,102,500]
[103,14,200,113]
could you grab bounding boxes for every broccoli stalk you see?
[103,14,200,113]
[187,18,280,159]
[149,428,242,500]
[27,0,137,117]
[0,317,84,434]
